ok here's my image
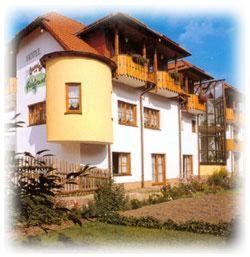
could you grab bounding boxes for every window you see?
[152,154,166,184]
[144,107,160,129]
[112,152,131,176]
[118,101,137,126]
[28,101,46,126]
[183,155,193,179]
[192,120,196,133]
[198,82,226,165]
[65,83,81,113]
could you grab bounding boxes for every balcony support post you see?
[153,48,158,83]
[114,27,119,57]
[142,40,146,59]
[153,48,158,72]
[185,76,189,93]
[174,55,177,73]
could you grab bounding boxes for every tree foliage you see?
[8,150,91,231]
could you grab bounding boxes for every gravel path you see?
[122,192,239,224]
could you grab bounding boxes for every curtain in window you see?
[68,86,80,110]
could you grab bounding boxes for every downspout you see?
[178,101,182,179]
[107,144,111,178]
[197,114,200,177]
[140,83,156,188]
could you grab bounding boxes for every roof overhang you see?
[168,60,213,81]
[76,13,191,60]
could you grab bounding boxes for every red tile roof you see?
[42,12,99,54]
[13,12,100,55]
[168,60,213,80]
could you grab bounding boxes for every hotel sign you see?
[26,48,41,62]
[25,63,45,93]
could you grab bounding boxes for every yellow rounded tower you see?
[41,51,116,144]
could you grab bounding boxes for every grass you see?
[16,221,226,248]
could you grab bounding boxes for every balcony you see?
[114,54,149,87]
[154,71,182,97]
[226,108,244,124]
[226,139,243,152]
[186,94,206,114]
[226,108,236,123]
[114,54,181,97]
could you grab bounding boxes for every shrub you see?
[207,168,230,189]
[8,150,91,231]
[130,199,144,210]
[99,212,236,237]
[93,178,127,216]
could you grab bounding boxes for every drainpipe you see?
[140,83,156,188]
[107,144,112,178]
[197,114,200,177]
[178,101,182,179]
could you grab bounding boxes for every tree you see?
[8,150,93,232]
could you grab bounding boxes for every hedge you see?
[98,212,236,238]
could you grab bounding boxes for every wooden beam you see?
[153,48,158,84]
[153,48,158,72]
[142,40,146,59]
[174,55,177,73]
[114,27,119,56]
[185,76,189,93]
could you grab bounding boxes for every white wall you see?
[15,28,83,162]
[111,82,141,183]
[80,144,108,169]
[181,113,199,176]
[111,82,182,183]
[144,93,180,180]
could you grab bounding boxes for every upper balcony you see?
[108,22,190,98]
[226,108,244,124]
[114,54,181,97]
[115,54,149,87]
[185,94,206,114]
[226,108,236,123]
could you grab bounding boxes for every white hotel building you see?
[6,12,244,188]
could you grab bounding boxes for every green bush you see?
[8,151,91,230]
[126,173,240,211]
[207,168,230,188]
[93,178,128,216]
[99,212,236,237]
[130,199,144,210]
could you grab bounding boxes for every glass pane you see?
[68,85,79,97]
[68,99,80,110]
[214,82,223,98]
[152,156,156,182]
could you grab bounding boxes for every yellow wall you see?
[200,165,227,176]
[45,56,113,144]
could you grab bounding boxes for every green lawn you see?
[17,221,226,248]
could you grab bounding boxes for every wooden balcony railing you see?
[226,139,242,152]
[116,54,148,81]
[186,94,206,112]
[226,108,244,124]
[115,54,181,93]
[156,71,182,94]
[226,108,236,122]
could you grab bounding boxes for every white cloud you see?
[178,19,218,45]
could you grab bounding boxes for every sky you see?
[5,6,240,88]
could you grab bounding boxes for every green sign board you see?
[25,63,45,93]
